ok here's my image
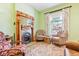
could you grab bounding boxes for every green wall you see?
[0,3,15,36]
[39,3,79,41]
[16,3,40,34]
[0,3,40,40]
[69,3,79,41]
[1,3,79,41]
[37,12,46,30]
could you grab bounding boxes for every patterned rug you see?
[25,42,66,56]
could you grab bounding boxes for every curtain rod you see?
[44,6,72,14]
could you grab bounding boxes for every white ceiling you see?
[27,3,61,11]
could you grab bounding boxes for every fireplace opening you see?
[22,32,31,44]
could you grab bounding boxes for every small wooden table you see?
[44,37,51,44]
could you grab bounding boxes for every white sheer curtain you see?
[45,8,70,39]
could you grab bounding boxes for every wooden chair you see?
[35,29,46,42]
[51,31,67,46]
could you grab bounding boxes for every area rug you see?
[25,42,66,56]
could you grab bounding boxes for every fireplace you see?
[16,11,34,45]
[21,28,32,44]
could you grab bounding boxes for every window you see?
[46,8,70,38]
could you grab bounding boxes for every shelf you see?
[21,25,33,28]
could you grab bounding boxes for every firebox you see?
[22,32,31,44]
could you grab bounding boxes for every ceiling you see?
[27,3,61,11]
